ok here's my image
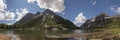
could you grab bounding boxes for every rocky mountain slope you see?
[80,13,120,29]
[14,9,78,30]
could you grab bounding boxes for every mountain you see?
[14,9,78,30]
[79,13,120,35]
[80,13,118,29]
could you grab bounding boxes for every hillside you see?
[80,13,111,29]
[13,9,78,30]
[80,13,120,34]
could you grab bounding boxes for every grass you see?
[104,18,120,34]
[91,18,120,35]
[104,28,120,34]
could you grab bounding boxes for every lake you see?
[0,29,94,40]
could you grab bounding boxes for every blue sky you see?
[0,0,120,25]
[63,0,120,20]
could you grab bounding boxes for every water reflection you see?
[73,30,85,34]
[66,30,86,40]
[67,37,87,40]
[0,30,88,40]
[4,30,21,40]
[0,29,105,40]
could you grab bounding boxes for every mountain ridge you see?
[80,13,120,29]
[14,9,78,30]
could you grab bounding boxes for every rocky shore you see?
[0,34,10,40]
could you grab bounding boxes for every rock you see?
[0,34,10,40]
[51,28,59,31]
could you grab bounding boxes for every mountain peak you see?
[43,9,57,18]
[44,9,53,12]
[44,9,55,15]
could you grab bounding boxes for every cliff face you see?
[14,9,78,30]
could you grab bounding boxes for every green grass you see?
[104,28,120,34]
[91,18,120,34]
[104,18,120,34]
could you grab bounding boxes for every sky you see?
[0,0,120,26]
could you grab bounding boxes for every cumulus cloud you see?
[27,0,35,3]
[4,11,15,20]
[0,8,28,24]
[0,0,29,24]
[111,6,120,13]
[0,8,28,21]
[0,10,5,20]
[73,12,87,26]
[0,10,15,20]
[0,0,6,10]
[27,0,65,12]
[0,0,15,20]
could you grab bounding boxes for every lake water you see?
[0,30,90,40]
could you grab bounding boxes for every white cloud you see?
[0,0,29,20]
[0,8,28,24]
[73,12,87,26]
[111,6,120,13]
[0,0,6,17]
[0,10,15,20]
[15,8,29,21]
[5,11,15,20]
[0,0,29,24]
[0,0,15,21]
[0,10,5,20]
[27,0,35,3]
[0,0,6,10]
[27,0,65,12]
[0,8,28,22]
